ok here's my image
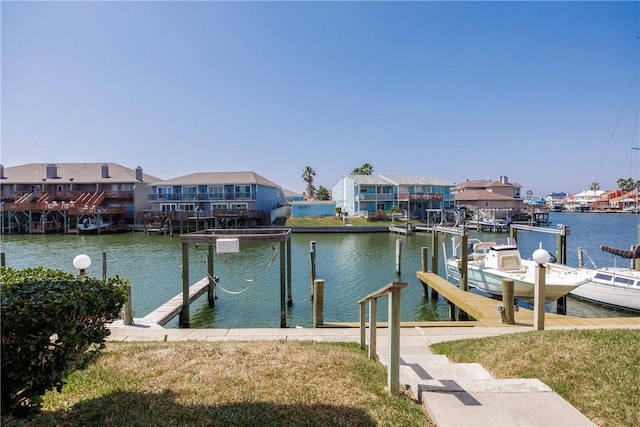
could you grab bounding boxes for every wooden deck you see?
[142,277,211,326]
[416,271,640,328]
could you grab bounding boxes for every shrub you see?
[1,266,128,417]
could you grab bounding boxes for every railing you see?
[358,281,407,395]
[147,192,257,202]
[357,193,396,201]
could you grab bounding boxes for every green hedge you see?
[1,266,128,417]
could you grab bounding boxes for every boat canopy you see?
[601,245,640,260]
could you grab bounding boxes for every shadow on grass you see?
[22,389,377,426]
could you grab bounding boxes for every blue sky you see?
[2,1,639,197]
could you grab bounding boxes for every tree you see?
[317,185,330,200]
[590,182,600,192]
[302,166,316,198]
[617,177,636,193]
[351,163,374,175]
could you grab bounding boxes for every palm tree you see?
[590,182,600,192]
[351,163,374,175]
[617,177,635,193]
[317,186,330,200]
[302,166,316,199]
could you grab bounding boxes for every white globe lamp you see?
[532,248,551,266]
[73,254,91,277]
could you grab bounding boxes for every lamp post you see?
[73,254,91,278]
[532,246,550,331]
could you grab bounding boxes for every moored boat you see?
[444,238,591,303]
[78,218,113,233]
[567,245,640,313]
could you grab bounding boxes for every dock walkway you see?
[142,277,210,326]
[416,271,640,328]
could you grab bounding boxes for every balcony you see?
[148,192,256,202]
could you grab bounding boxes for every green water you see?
[2,212,637,328]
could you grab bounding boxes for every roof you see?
[380,174,453,186]
[454,189,518,201]
[344,174,453,186]
[456,178,522,189]
[151,171,282,188]
[0,163,160,184]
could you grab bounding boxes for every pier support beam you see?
[179,242,190,328]
[207,245,215,306]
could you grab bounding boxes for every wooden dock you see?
[416,271,640,328]
[388,224,413,235]
[142,277,211,326]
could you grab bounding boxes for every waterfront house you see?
[332,174,454,220]
[564,189,606,212]
[452,176,524,210]
[284,189,305,203]
[0,163,159,233]
[146,171,289,228]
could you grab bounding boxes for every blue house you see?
[147,171,288,226]
[332,174,454,220]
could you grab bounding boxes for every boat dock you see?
[142,277,212,326]
[416,271,640,328]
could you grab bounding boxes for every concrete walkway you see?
[107,321,640,426]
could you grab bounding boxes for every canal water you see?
[1,212,638,328]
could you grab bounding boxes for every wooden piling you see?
[123,283,133,325]
[102,252,107,280]
[179,242,190,328]
[310,241,316,299]
[534,264,546,331]
[395,239,402,280]
[313,279,324,328]
[1,252,5,267]
[501,278,515,324]
[420,247,429,297]
[207,245,215,306]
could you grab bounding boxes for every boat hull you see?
[446,259,588,303]
[569,268,640,313]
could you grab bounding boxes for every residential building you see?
[332,174,454,220]
[146,171,288,227]
[563,189,606,212]
[0,163,159,233]
[452,176,524,211]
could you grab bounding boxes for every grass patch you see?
[431,328,640,427]
[5,341,432,427]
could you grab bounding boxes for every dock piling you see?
[313,279,324,327]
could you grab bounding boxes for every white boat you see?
[78,218,112,233]
[444,238,591,303]
[567,245,640,313]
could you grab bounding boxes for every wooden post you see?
[102,252,107,280]
[431,231,439,275]
[534,263,546,331]
[501,279,515,324]
[368,298,377,360]
[359,302,366,350]
[287,238,293,307]
[460,233,469,292]
[420,247,429,297]
[556,224,568,315]
[179,242,190,328]
[123,283,133,325]
[207,244,215,306]
[313,279,324,328]
[279,241,286,328]
[310,241,316,299]
[388,284,402,394]
[0,252,5,267]
[395,239,402,280]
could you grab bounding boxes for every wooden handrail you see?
[358,281,407,304]
[358,281,407,395]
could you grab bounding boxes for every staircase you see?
[374,328,595,426]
